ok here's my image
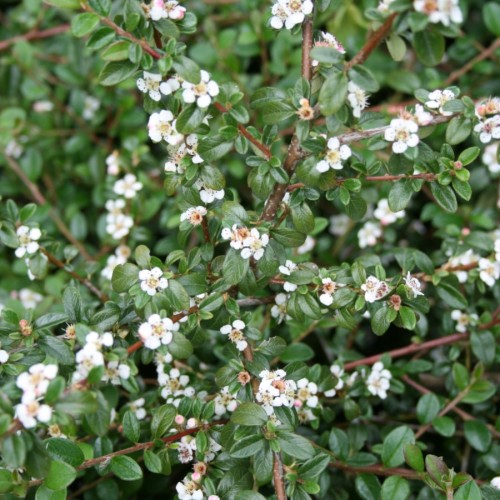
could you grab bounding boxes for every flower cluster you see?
[101,245,131,280]
[414,0,463,26]
[347,82,369,118]
[139,267,169,296]
[358,221,382,248]
[105,199,133,240]
[113,174,143,199]
[221,225,269,260]
[474,115,500,144]
[214,386,239,415]
[255,369,296,422]
[361,276,390,303]
[374,199,405,226]
[15,363,57,428]
[270,293,291,324]
[148,0,186,21]
[316,137,352,172]
[138,313,179,350]
[220,319,248,351]
[157,367,195,406]
[425,89,455,116]
[451,310,479,333]
[148,110,184,145]
[270,0,313,30]
[365,362,392,399]
[73,331,115,382]
[279,260,298,292]
[18,288,43,309]
[15,225,41,259]
[165,135,204,174]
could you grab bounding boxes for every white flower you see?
[414,104,433,126]
[106,150,121,176]
[106,214,134,240]
[0,350,9,364]
[361,276,390,303]
[240,229,269,261]
[160,76,182,97]
[271,293,290,324]
[148,110,184,145]
[102,361,131,385]
[84,331,114,351]
[474,115,500,144]
[158,367,193,405]
[16,399,52,428]
[136,72,163,101]
[19,289,43,309]
[221,225,252,250]
[295,378,319,408]
[377,0,395,12]
[113,174,143,199]
[447,249,479,283]
[15,225,41,258]
[181,70,219,109]
[130,398,147,420]
[33,101,54,113]
[5,139,23,158]
[347,82,369,118]
[256,369,297,418]
[358,221,382,248]
[16,363,58,400]
[279,260,297,276]
[82,96,100,120]
[176,474,203,500]
[270,0,313,30]
[312,31,345,66]
[139,314,179,350]
[149,0,186,21]
[329,214,351,236]
[451,310,478,333]
[180,206,207,226]
[316,137,352,172]
[404,272,424,298]
[214,386,238,415]
[101,245,130,280]
[425,89,455,116]
[105,198,126,217]
[374,199,405,226]
[384,118,419,154]
[482,142,500,174]
[177,436,196,463]
[139,267,169,296]
[366,362,392,399]
[297,235,315,254]
[324,364,345,397]
[319,278,337,306]
[220,319,248,351]
[414,0,463,26]
[491,477,500,490]
[478,258,500,287]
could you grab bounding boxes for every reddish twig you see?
[0,24,70,51]
[345,13,397,70]
[4,155,94,262]
[273,452,287,500]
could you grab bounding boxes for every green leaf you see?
[46,439,85,467]
[250,87,287,109]
[55,391,98,417]
[231,402,268,426]
[169,331,193,359]
[416,393,440,424]
[123,411,140,443]
[319,71,348,116]
[436,279,467,308]
[413,30,445,66]
[71,13,100,37]
[403,443,424,472]
[35,313,69,329]
[143,450,162,474]
[88,0,110,15]
[257,336,287,357]
[261,101,296,125]
[223,249,250,285]
[230,434,266,458]
[430,183,458,212]
[381,476,410,500]
[198,135,233,162]
[291,203,315,234]
[2,434,26,469]
[151,404,176,439]
[62,286,83,323]
[348,65,380,93]
[398,306,416,331]
[172,56,201,83]
[386,34,406,61]
[455,480,482,500]
[425,454,449,487]
[98,61,138,86]
[381,426,415,467]
[388,179,413,212]
[112,263,139,293]
[110,455,143,481]
[298,454,330,480]
[464,420,492,452]
[483,2,500,36]
[371,307,395,336]
[270,228,306,247]
[277,432,315,460]
[462,379,496,404]
[280,343,315,362]
[310,46,343,64]
[432,416,456,437]
[452,178,472,201]
[38,336,74,365]
[457,147,480,166]
[0,469,13,494]
[471,331,495,365]
[44,0,80,8]
[355,474,381,500]
[45,461,77,490]
[446,116,472,145]
[176,104,206,134]
[84,391,111,436]
[100,40,131,61]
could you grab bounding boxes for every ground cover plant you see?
[0,0,500,498]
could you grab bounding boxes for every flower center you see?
[158,122,172,136]
[193,82,207,95]
[147,276,160,289]
[326,150,341,164]
[396,129,409,141]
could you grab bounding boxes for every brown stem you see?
[201,217,211,243]
[40,248,109,303]
[0,24,70,51]
[343,332,469,371]
[301,16,313,81]
[273,452,287,500]
[330,461,421,480]
[345,13,397,70]
[4,155,94,262]
[363,173,436,182]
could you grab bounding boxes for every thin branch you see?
[0,24,70,51]
[273,452,287,500]
[345,13,397,70]
[4,155,94,261]
[330,461,421,480]
[343,333,469,371]
[40,248,109,303]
